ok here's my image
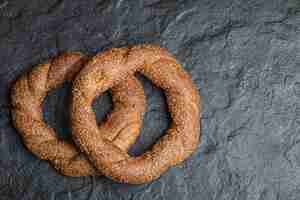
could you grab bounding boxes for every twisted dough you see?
[11,52,146,176]
[71,44,202,184]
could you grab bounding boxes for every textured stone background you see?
[0,0,300,199]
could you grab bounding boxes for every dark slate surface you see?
[0,0,300,199]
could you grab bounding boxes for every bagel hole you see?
[128,75,171,157]
[43,82,73,140]
[92,91,113,125]
[43,82,113,140]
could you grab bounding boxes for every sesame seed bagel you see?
[71,44,202,184]
[11,52,146,176]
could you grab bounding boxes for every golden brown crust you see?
[71,44,202,184]
[11,52,146,176]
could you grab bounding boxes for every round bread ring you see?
[11,52,146,176]
[71,44,202,184]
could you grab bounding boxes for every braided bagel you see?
[71,44,201,184]
[11,52,146,176]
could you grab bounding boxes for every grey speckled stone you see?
[0,0,300,199]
